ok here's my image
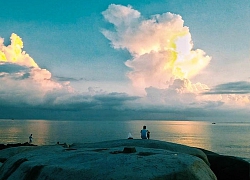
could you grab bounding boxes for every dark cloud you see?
[0,63,29,74]
[0,89,213,121]
[94,92,139,108]
[50,92,139,111]
[0,88,249,121]
[0,91,141,120]
[54,76,92,82]
[203,81,250,94]
[0,63,31,80]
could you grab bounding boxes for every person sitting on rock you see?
[141,126,150,139]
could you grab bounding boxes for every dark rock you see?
[7,143,22,147]
[64,148,77,151]
[24,165,45,180]
[92,148,108,152]
[111,147,137,154]
[0,158,7,163]
[0,144,7,150]
[0,158,28,180]
[209,155,249,180]
[199,148,250,180]
[137,152,157,156]
[0,143,37,151]
[123,146,136,153]
[110,150,123,154]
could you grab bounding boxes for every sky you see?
[0,0,250,121]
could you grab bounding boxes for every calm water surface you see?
[1,119,250,159]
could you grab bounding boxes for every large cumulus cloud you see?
[0,34,73,106]
[101,4,250,114]
[102,4,211,93]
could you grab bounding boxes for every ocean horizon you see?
[1,119,250,160]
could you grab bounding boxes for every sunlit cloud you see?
[0,33,140,119]
[102,4,250,112]
[0,34,74,106]
[0,33,38,67]
[102,4,211,94]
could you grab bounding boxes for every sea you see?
[1,119,250,161]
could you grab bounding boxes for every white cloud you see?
[102,4,211,94]
[0,34,73,106]
[102,4,250,111]
[0,33,38,67]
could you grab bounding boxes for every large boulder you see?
[198,148,250,180]
[0,139,216,180]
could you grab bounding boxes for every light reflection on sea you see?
[0,119,250,159]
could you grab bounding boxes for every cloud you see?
[204,81,250,94]
[102,4,211,93]
[101,4,214,105]
[54,76,89,82]
[0,7,249,121]
[0,34,74,106]
[101,4,250,114]
[0,62,28,74]
[0,33,38,67]
[0,35,142,120]
[0,67,71,106]
[202,81,250,106]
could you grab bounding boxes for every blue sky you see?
[0,0,250,121]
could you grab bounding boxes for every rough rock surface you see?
[0,139,216,180]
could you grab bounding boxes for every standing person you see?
[29,134,33,144]
[140,126,150,139]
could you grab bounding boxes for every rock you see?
[210,155,249,180]
[0,144,7,150]
[0,158,7,163]
[199,148,249,180]
[0,139,216,180]
[0,143,37,151]
[0,158,28,180]
[198,148,250,180]
[123,146,136,153]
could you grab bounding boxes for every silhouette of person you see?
[140,126,150,139]
[29,134,33,143]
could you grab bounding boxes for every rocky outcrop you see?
[198,148,250,180]
[0,142,36,150]
[0,139,216,180]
